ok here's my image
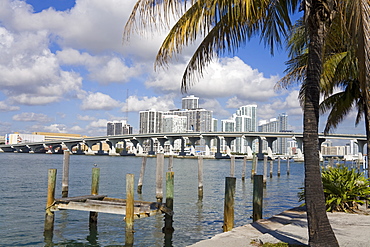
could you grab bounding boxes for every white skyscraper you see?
[139,109,163,134]
[162,115,187,133]
[182,95,199,110]
[107,120,133,135]
[234,104,258,153]
[258,113,289,154]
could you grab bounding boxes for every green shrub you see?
[298,165,370,212]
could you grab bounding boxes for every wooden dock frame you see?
[44,167,173,244]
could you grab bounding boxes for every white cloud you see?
[85,118,109,136]
[0,27,83,105]
[201,99,230,117]
[57,49,142,84]
[12,112,53,122]
[146,57,280,101]
[28,123,67,133]
[77,114,96,121]
[81,92,121,110]
[0,101,19,111]
[88,119,108,128]
[121,95,176,112]
[69,125,84,132]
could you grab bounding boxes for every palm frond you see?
[320,79,361,134]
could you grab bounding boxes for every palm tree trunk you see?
[364,110,370,178]
[304,1,339,246]
[356,0,370,178]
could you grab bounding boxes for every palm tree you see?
[124,1,350,245]
[279,1,370,178]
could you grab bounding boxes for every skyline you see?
[0,0,366,138]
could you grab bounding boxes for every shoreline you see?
[188,206,370,247]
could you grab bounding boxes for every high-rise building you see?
[224,104,258,153]
[212,118,218,132]
[139,109,163,134]
[236,104,257,131]
[221,119,236,152]
[162,115,187,133]
[221,119,235,132]
[258,113,289,154]
[182,95,199,110]
[277,113,288,155]
[165,108,213,132]
[107,120,133,135]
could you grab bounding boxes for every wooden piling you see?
[277,156,281,177]
[253,175,263,222]
[62,150,70,198]
[251,153,257,178]
[269,160,273,178]
[168,155,173,171]
[287,156,290,175]
[156,153,164,203]
[126,173,134,227]
[254,154,258,176]
[223,177,236,232]
[125,173,134,246]
[242,156,247,181]
[230,155,235,177]
[44,169,57,232]
[163,171,174,233]
[198,156,204,200]
[137,156,147,194]
[263,155,267,185]
[90,167,100,224]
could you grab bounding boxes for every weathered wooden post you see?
[168,155,174,171]
[163,171,174,233]
[156,153,164,203]
[137,156,147,194]
[230,155,235,177]
[125,173,134,246]
[62,150,70,197]
[223,177,236,232]
[242,155,247,181]
[277,156,281,177]
[269,160,273,178]
[90,167,100,224]
[253,175,263,222]
[198,156,204,200]
[251,153,257,178]
[263,155,267,185]
[44,169,57,233]
[287,156,290,175]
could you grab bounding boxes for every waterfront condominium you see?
[221,104,258,153]
[182,95,199,110]
[258,113,289,154]
[139,109,163,134]
[107,120,133,136]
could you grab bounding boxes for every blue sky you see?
[0,0,365,138]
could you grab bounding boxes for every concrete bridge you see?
[0,132,366,159]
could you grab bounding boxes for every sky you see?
[0,0,366,139]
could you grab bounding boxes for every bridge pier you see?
[215,136,222,159]
[148,138,155,155]
[96,142,108,155]
[178,138,186,156]
[203,136,215,157]
[188,137,200,156]
[224,137,236,157]
[157,138,168,154]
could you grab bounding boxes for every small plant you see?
[298,165,370,212]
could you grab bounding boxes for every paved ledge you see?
[188,207,370,246]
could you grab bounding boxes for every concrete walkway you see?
[188,207,370,246]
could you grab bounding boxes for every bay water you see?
[1,153,304,246]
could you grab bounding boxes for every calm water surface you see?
[1,153,304,246]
